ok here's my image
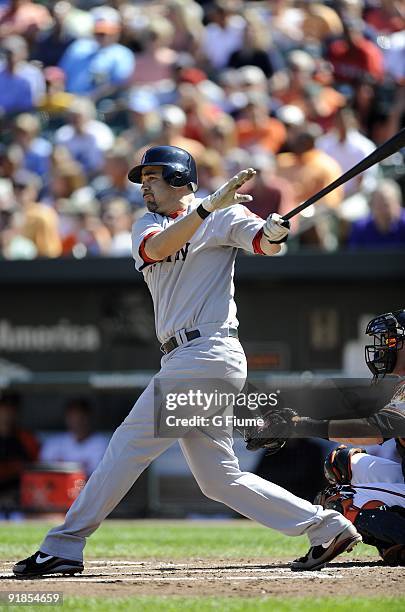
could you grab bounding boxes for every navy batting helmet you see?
[128,145,198,192]
[365,309,405,380]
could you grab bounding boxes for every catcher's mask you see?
[365,309,405,381]
[128,145,198,192]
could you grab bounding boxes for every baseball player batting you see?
[13,145,361,578]
[245,309,405,565]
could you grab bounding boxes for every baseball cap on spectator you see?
[287,50,316,74]
[91,6,121,35]
[128,89,159,114]
[160,105,187,128]
[276,105,306,127]
[238,66,267,88]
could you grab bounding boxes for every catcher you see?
[244,309,405,565]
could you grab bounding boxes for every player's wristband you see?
[265,235,289,245]
[196,203,211,219]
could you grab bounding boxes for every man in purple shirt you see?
[349,179,405,249]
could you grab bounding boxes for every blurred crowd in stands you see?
[0,0,404,258]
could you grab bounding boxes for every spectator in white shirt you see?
[316,107,378,197]
[383,31,405,83]
[201,1,245,71]
[40,398,108,478]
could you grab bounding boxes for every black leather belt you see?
[161,327,238,355]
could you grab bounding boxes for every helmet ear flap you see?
[163,167,186,188]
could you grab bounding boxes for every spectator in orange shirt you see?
[0,392,39,516]
[276,124,344,211]
[236,92,286,154]
[12,170,62,258]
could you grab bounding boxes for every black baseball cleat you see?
[13,551,84,579]
[290,524,362,571]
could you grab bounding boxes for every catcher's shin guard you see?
[324,445,367,485]
[316,485,405,565]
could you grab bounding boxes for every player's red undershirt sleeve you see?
[139,230,163,264]
[252,228,266,255]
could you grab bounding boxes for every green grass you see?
[0,522,397,611]
[0,520,376,560]
[1,597,404,612]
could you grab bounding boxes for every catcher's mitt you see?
[244,407,298,454]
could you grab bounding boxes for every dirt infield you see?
[1,557,404,598]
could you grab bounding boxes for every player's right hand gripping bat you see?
[282,127,405,221]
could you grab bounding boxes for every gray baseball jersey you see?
[132,202,266,342]
[39,200,354,563]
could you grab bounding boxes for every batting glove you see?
[199,168,256,213]
[263,213,290,244]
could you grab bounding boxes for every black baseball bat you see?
[282,127,405,221]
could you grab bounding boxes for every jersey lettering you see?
[165,242,190,263]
